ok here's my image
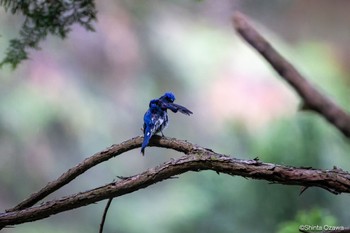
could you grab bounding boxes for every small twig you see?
[99,197,113,233]
[299,186,310,196]
[233,12,350,137]
[116,175,132,180]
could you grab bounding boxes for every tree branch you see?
[7,136,193,212]
[233,12,350,138]
[1,136,350,228]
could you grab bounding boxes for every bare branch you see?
[233,12,350,138]
[7,136,193,212]
[1,137,350,228]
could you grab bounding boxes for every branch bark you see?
[7,136,193,212]
[233,12,350,138]
[1,136,350,228]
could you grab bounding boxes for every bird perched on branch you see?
[141,92,193,155]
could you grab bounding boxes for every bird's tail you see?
[141,127,152,155]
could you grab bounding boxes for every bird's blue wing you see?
[160,102,193,115]
[141,110,154,155]
[141,107,166,155]
[171,103,193,115]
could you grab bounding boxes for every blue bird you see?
[141,99,168,155]
[158,92,193,115]
[141,92,192,155]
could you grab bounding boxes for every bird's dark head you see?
[160,92,175,103]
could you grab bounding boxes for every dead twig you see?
[99,197,113,233]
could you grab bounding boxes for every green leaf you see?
[0,0,97,69]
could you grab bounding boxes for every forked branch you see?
[1,136,350,228]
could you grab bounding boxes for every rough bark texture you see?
[1,136,350,228]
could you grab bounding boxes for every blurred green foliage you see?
[277,208,337,233]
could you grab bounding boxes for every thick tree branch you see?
[233,12,350,137]
[7,136,193,212]
[1,136,350,228]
